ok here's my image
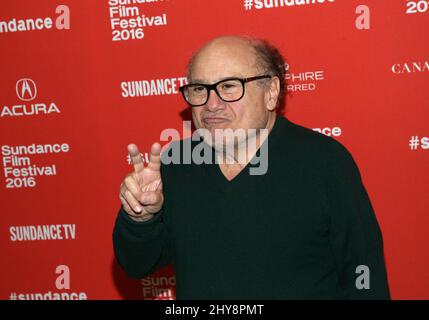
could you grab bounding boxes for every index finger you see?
[127,143,144,174]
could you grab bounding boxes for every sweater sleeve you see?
[325,139,390,299]
[112,205,172,279]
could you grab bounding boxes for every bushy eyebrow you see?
[189,75,246,85]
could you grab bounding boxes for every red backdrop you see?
[1,0,428,300]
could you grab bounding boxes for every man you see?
[113,36,390,299]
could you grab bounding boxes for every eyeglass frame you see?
[179,74,272,107]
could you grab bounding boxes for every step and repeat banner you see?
[1,0,428,300]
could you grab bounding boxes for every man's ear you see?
[265,76,280,111]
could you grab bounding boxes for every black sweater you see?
[113,116,390,299]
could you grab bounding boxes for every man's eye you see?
[221,83,237,90]
[191,86,205,93]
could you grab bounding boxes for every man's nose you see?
[205,89,224,111]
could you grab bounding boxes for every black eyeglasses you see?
[179,75,272,107]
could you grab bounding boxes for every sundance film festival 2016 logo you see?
[0,5,70,33]
[2,142,70,189]
[1,79,61,117]
[108,0,169,42]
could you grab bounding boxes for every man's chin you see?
[198,124,231,139]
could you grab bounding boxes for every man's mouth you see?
[202,116,228,124]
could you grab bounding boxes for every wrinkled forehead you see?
[189,39,260,83]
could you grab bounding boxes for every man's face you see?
[189,38,275,145]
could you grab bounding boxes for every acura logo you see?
[16,78,37,101]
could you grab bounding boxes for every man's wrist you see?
[128,213,154,222]
[119,205,162,225]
